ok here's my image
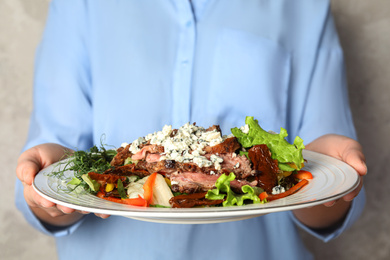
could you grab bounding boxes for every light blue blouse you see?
[15,0,365,259]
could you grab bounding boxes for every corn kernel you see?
[105,183,115,192]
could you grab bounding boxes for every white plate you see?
[33,150,360,224]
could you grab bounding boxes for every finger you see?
[24,187,67,218]
[95,213,111,219]
[341,144,367,176]
[17,144,73,185]
[343,176,364,202]
[28,187,75,214]
[24,185,74,218]
[323,201,336,207]
[323,198,340,207]
[44,206,70,218]
[24,184,55,208]
[16,158,41,186]
[77,210,91,215]
[56,204,77,214]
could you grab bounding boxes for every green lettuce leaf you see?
[205,172,261,206]
[81,174,101,192]
[68,177,82,186]
[117,179,127,199]
[231,116,305,170]
[278,163,297,172]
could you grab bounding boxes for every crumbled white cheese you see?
[210,154,223,170]
[210,154,223,163]
[201,130,223,145]
[193,156,213,168]
[214,162,222,170]
[271,185,286,195]
[129,137,146,154]
[129,123,228,168]
[126,177,147,198]
[240,124,250,134]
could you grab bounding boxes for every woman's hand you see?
[293,134,366,229]
[306,134,366,205]
[16,143,109,227]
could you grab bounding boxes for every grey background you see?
[1,0,389,259]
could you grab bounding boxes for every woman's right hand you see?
[16,143,109,227]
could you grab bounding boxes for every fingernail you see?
[325,201,336,207]
[41,202,53,208]
[362,162,368,175]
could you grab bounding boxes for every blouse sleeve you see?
[15,0,92,236]
[287,4,365,241]
[24,0,93,151]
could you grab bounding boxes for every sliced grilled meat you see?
[170,192,224,208]
[170,172,258,194]
[110,144,132,166]
[88,172,127,184]
[102,164,150,178]
[204,137,241,154]
[248,144,279,193]
[131,144,165,160]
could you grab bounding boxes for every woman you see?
[16,0,366,259]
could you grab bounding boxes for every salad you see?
[52,116,312,208]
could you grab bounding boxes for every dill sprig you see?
[50,144,117,193]
[70,146,117,178]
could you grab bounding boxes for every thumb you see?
[16,143,72,185]
[16,148,42,185]
[341,144,367,176]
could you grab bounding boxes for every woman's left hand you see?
[305,134,367,206]
[292,134,366,229]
